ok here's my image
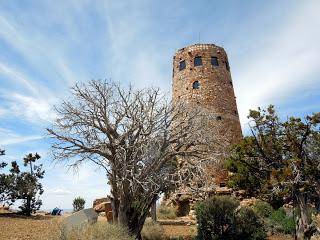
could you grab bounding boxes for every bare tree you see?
[47,80,218,239]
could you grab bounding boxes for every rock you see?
[63,208,98,231]
[240,198,257,207]
[94,201,112,213]
[92,197,110,208]
[234,190,246,197]
[176,193,191,202]
[215,187,232,195]
[94,202,107,212]
[93,198,113,221]
[99,212,106,217]
[106,211,113,222]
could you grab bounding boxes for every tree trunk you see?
[110,196,119,223]
[118,198,129,226]
[117,202,145,240]
[117,195,156,240]
[26,196,31,216]
[127,212,148,240]
[295,194,317,240]
[109,172,119,222]
[150,199,157,222]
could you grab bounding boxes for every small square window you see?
[193,81,200,89]
[220,182,226,187]
[216,116,222,121]
[194,56,202,66]
[179,60,186,71]
[211,57,219,66]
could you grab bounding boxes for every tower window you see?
[216,116,222,120]
[194,56,202,66]
[192,81,200,89]
[226,61,230,71]
[211,56,219,66]
[179,60,186,71]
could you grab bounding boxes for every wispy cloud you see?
[233,1,320,127]
[0,128,42,146]
[102,1,170,90]
[0,63,39,95]
[0,14,77,86]
[46,187,72,196]
[0,92,56,123]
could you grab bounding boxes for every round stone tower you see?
[172,43,242,144]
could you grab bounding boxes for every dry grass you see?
[62,222,134,240]
[162,225,197,237]
[0,212,63,240]
[0,211,312,240]
[268,235,293,240]
[157,204,177,220]
[142,219,165,240]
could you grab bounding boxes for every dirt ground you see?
[161,225,197,237]
[0,212,295,240]
[268,235,293,240]
[0,212,62,240]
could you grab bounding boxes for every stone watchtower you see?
[172,43,242,145]
[169,44,242,216]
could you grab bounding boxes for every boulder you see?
[63,208,98,231]
[93,197,110,208]
[94,201,112,213]
[94,202,107,212]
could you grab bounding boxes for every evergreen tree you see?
[0,149,15,207]
[12,153,45,216]
[226,105,320,240]
[73,196,85,212]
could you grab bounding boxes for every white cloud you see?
[233,1,320,128]
[0,128,42,146]
[0,91,57,123]
[101,1,170,90]
[46,187,72,196]
[0,63,39,96]
[0,14,77,86]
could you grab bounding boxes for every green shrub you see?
[236,207,267,240]
[72,196,85,212]
[253,200,274,218]
[268,207,295,234]
[142,219,165,240]
[157,204,177,219]
[196,196,266,240]
[62,222,134,240]
[196,196,238,240]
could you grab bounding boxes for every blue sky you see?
[0,0,319,210]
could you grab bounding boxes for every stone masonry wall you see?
[172,44,242,144]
